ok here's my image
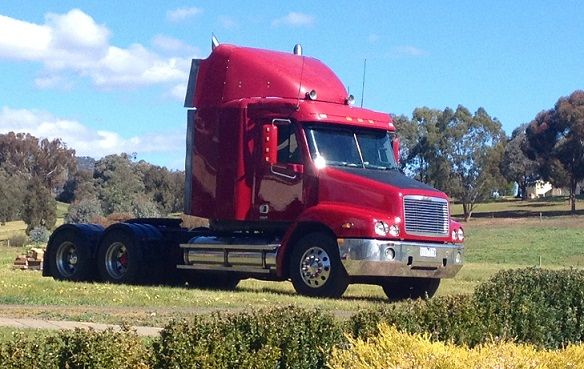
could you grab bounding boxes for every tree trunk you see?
[570,178,577,214]
[462,202,472,222]
[519,180,528,200]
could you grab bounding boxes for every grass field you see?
[0,197,582,329]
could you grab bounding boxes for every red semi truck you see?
[43,40,464,300]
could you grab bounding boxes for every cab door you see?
[255,119,305,222]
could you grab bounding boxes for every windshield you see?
[305,125,398,170]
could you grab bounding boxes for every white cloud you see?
[166,7,203,22]
[271,12,314,27]
[169,83,187,101]
[0,9,193,91]
[218,16,238,30]
[0,106,185,159]
[152,34,198,56]
[391,45,428,57]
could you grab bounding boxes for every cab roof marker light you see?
[346,116,353,121]
[357,118,364,123]
[318,113,328,119]
[368,119,375,124]
[306,90,318,100]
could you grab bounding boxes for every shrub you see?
[28,226,50,244]
[7,233,27,247]
[474,267,584,348]
[329,323,584,369]
[151,306,344,369]
[348,294,484,346]
[0,333,62,369]
[350,268,584,349]
[65,198,103,224]
[0,327,148,369]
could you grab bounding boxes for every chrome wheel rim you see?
[299,246,331,288]
[105,242,128,279]
[56,242,78,277]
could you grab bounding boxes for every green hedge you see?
[348,268,584,349]
[2,268,584,368]
[0,325,148,369]
[151,306,343,369]
[474,268,584,348]
[348,294,484,346]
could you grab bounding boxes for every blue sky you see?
[0,1,582,170]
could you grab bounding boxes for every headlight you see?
[388,224,400,237]
[374,221,400,237]
[452,228,464,241]
[457,228,464,241]
[374,221,389,236]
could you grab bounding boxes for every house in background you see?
[526,180,553,198]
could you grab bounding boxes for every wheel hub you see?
[300,247,331,288]
[105,242,128,279]
[56,242,77,277]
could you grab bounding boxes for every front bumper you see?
[338,238,464,279]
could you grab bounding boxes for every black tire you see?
[381,277,440,301]
[48,230,95,281]
[289,232,349,298]
[97,231,143,284]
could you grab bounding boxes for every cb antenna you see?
[360,58,367,107]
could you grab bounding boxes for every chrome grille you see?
[403,195,449,237]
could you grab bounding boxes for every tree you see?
[94,154,145,215]
[0,132,76,192]
[501,124,540,199]
[398,106,506,221]
[525,90,584,213]
[444,107,507,220]
[0,169,26,223]
[22,176,57,232]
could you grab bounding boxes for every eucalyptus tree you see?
[525,90,584,213]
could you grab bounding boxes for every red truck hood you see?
[317,166,445,215]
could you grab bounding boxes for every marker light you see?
[306,90,318,100]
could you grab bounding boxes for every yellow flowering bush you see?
[330,323,584,369]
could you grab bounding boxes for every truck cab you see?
[181,42,464,298]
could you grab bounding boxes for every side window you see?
[277,124,301,164]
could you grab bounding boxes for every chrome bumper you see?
[338,238,463,279]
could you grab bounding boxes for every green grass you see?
[0,198,583,327]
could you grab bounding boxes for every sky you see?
[0,1,582,170]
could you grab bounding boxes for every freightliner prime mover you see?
[44,40,465,300]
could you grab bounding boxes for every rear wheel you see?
[290,233,349,298]
[49,230,94,281]
[97,231,143,284]
[381,277,440,301]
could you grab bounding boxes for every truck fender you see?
[97,222,167,284]
[276,203,389,278]
[44,223,105,280]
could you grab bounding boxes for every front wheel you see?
[290,233,349,298]
[381,277,440,301]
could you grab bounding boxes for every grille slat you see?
[403,196,449,237]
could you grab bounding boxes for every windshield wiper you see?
[364,163,399,171]
[327,160,361,168]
